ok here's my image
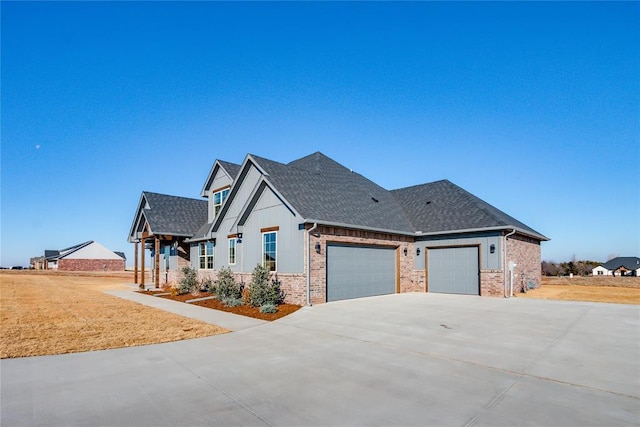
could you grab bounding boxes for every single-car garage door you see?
[327,245,397,302]
[428,246,479,295]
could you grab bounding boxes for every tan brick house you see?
[128,152,548,304]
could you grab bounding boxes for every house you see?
[592,257,640,276]
[128,152,548,304]
[29,256,46,270]
[41,241,126,271]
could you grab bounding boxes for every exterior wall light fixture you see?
[403,247,408,256]
[490,244,495,254]
[315,242,321,254]
[416,248,421,256]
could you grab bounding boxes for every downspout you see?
[503,229,516,298]
[306,223,318,306]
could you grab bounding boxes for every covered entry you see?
[326,245,397,302]
[427,246,479,295]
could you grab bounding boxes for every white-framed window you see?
[199,241,214,269]
[262,231,277,272]
[228,238,236,265]
[213,188,230,216]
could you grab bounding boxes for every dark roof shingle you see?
[217,160,241,181]
[390,180,548,239]
[602,257,640,271]
[252,152,414,233]
[142,192,208,236]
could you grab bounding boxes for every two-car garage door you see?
[325,244,479,301]
[427,246,479,295]
[326,245,397,302]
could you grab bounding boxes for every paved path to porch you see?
[105,285,267,331]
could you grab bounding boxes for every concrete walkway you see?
[105,286,267,331]
[2,293,639,426]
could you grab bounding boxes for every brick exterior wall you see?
[506,234,542,293]
[193,270,306,306]
[480,269,504,296]
[167,228,542,305]
[58,259,125,271]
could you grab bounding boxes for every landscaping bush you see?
[222,297,243,307]
[201,278,214,293]
[247,264,285,307]
[213,267,242,300]
[259,303,277,314]
[178,267,199,295]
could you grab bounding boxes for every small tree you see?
[212,267,242,300]
[178,266,199,295]
[247,264,285,307]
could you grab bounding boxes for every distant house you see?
[128,152,548,304]
[592,257,640,277]
[41,241,126,271]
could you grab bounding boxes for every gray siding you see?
[240,188,304,273]
[190,244,199,269]
[206,169,233,223]
[415,232,502,270]
[212,166,263,272]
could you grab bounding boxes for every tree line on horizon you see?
[541,260,601,276]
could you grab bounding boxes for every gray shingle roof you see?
[390,180,548,239]
[602,257,640,271]
[190,220,214,241]
[217,160,241,181]
[145,152,547,242]
[251,152,415,233]
[142,192,207,236]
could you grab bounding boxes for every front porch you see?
[131,227,191,289]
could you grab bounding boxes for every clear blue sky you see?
[2,2,638,267]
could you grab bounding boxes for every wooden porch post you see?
[134,241,139,284]
[155,238,160,288]
[141,238,146,288]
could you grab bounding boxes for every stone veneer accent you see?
[58,259,125,271]
[506,234,542,292]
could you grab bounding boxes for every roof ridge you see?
[143,191,204,201]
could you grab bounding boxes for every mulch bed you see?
[136,290,301,321]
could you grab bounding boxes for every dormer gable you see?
[201,160,241,222]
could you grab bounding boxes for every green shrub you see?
[247,264,285,307]
[222,297,243,307]
[178,266,199,295]
[201,278,214,293]
[213,267,242,300]
[259,303,277,314]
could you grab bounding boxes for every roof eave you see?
[414,225,549,241]
[302,219,416,237]
[302,221,549,242]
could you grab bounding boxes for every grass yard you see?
[0,271,228,359]
[518,276,640,304]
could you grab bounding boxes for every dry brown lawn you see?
[0,271,228,359]
[518,276,640,305]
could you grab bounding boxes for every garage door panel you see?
[428,247,479,295]
[327,245,396,302]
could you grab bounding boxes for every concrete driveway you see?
[2,293,639,426]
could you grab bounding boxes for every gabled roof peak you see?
[200,159,242,196]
